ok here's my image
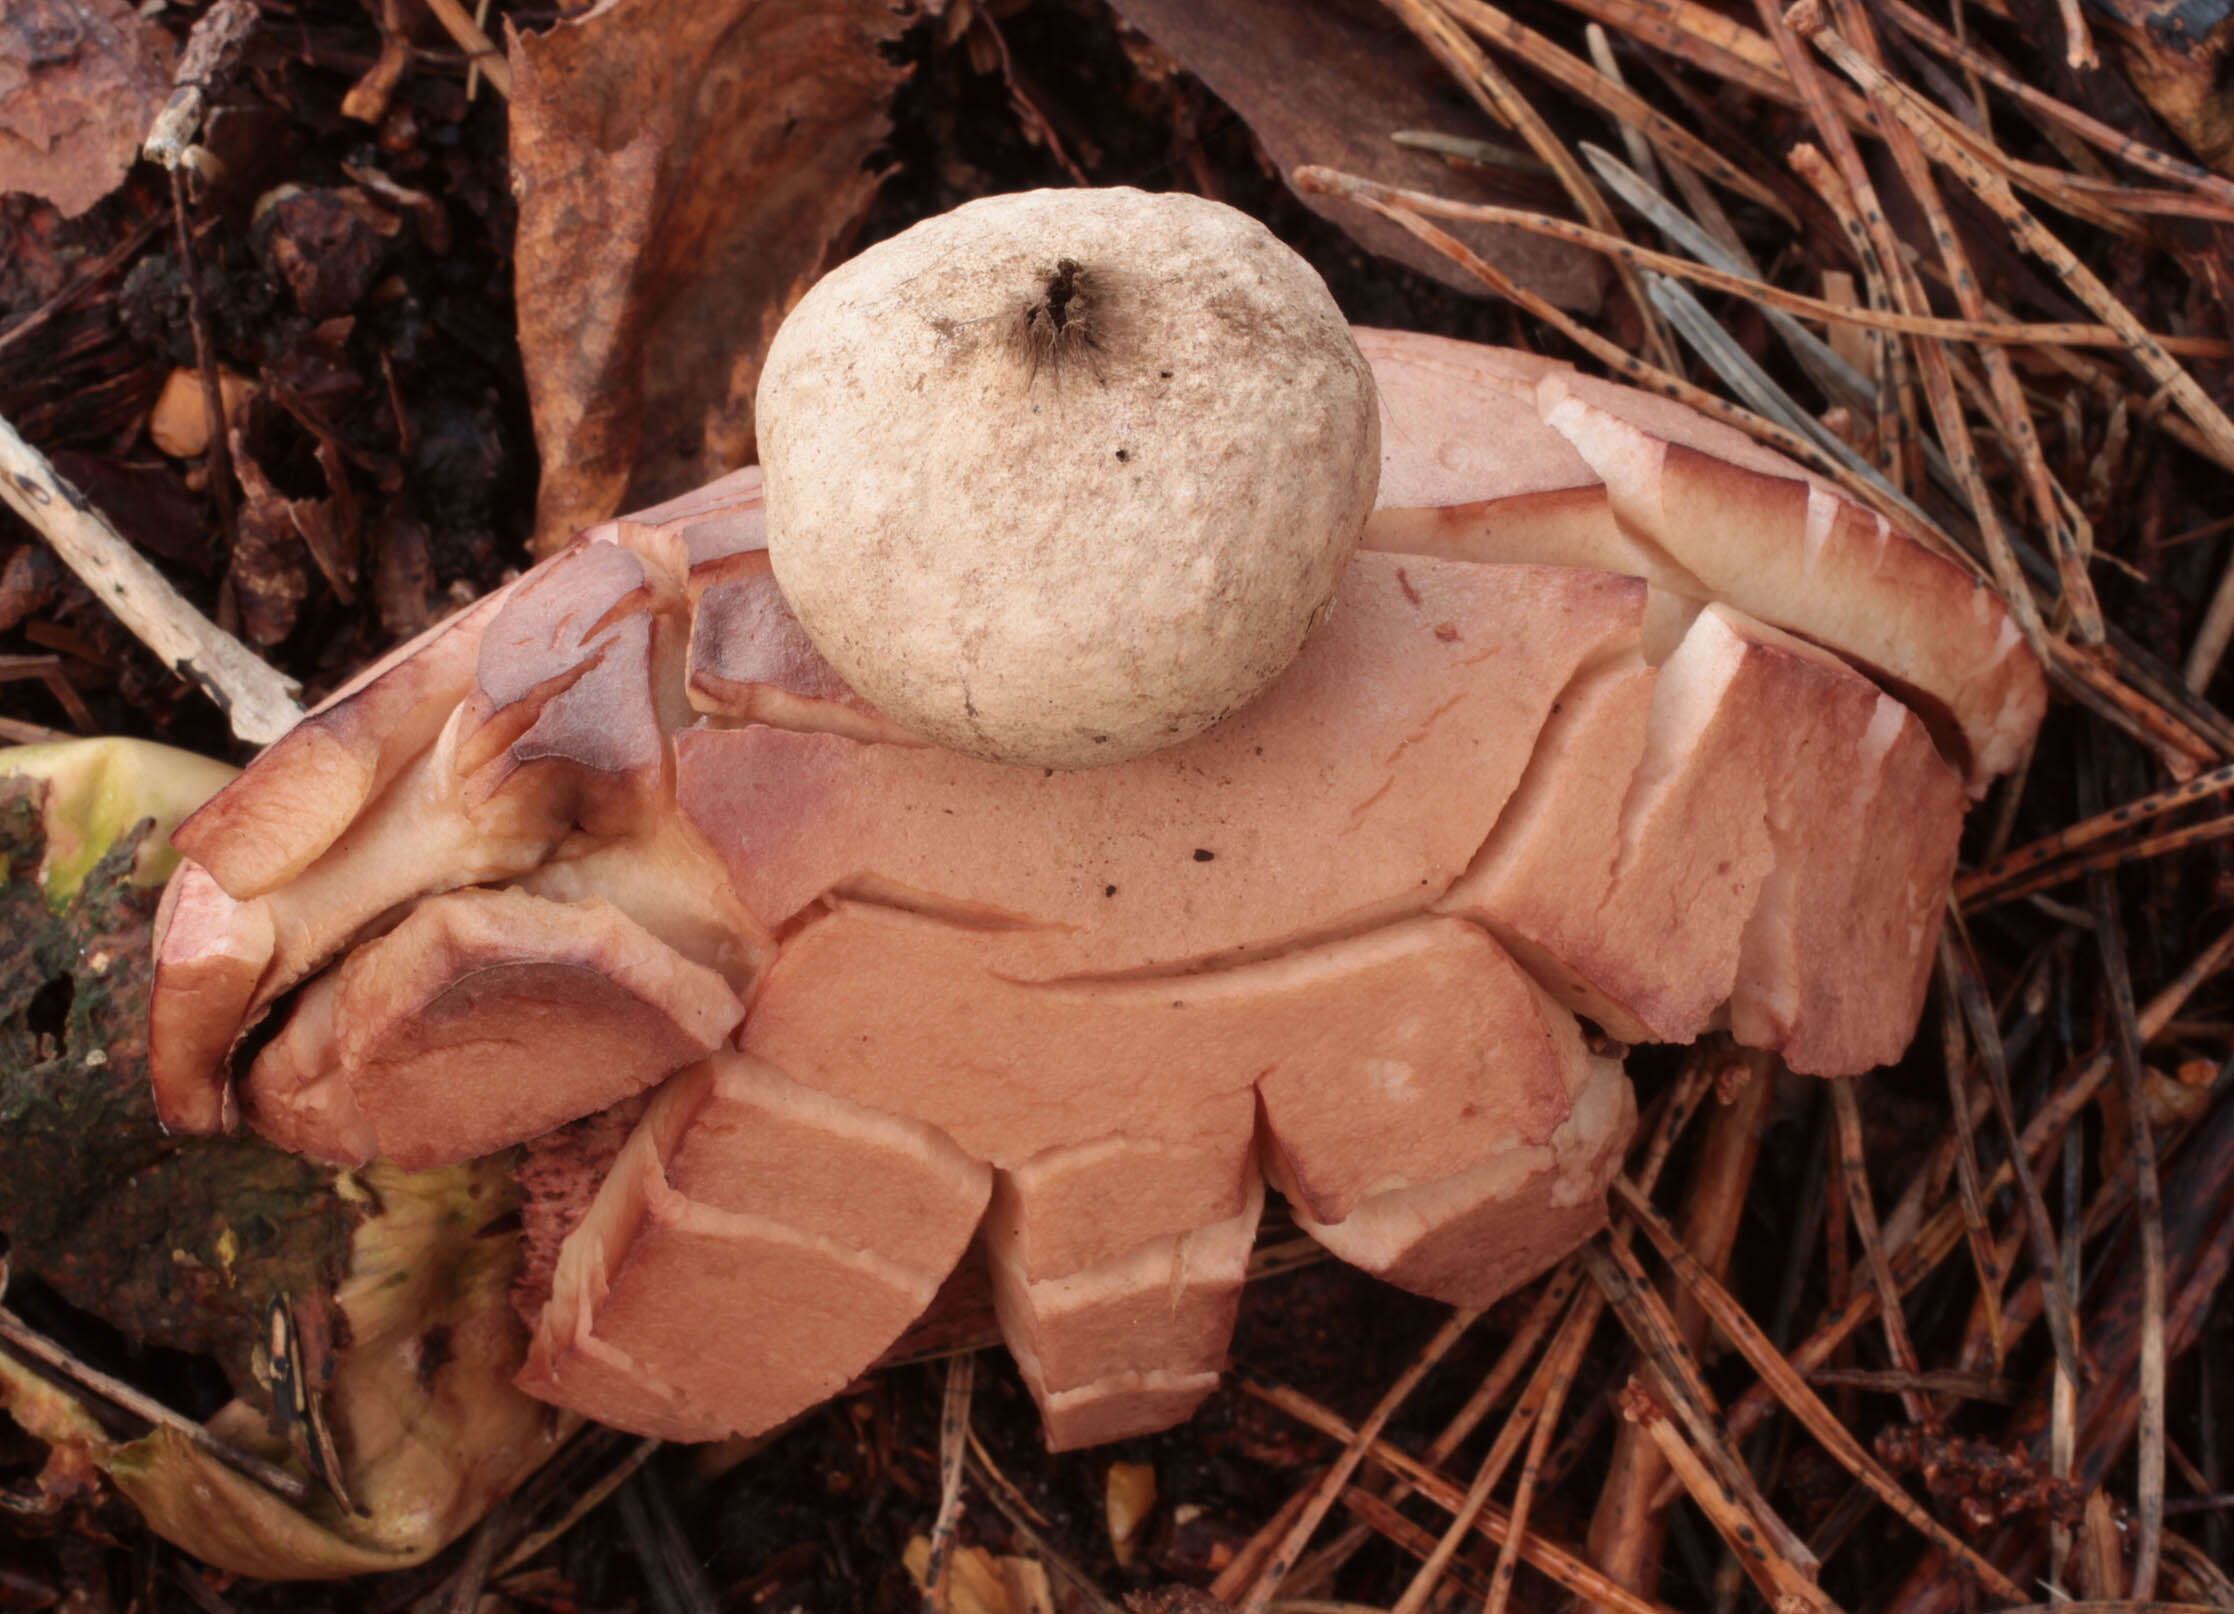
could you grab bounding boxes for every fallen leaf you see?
[0,764,567,1576]
[510,0,917,553]
[1105,1458,1157,1568]
[0,0,174,217]
[2091,0,2234,172]
[1108,0,1604,310]
[904,1536,1057,1614]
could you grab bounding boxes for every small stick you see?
[1480,1296,1596,1614]
[2047,640,2222,779]
[420,0,511,96]
[0,1303,309,1503]
[1830,0,2102,641]
[1581,1239,1819,1574]
[1284,1056,1713,1598]
[0,411,301,743]
[0,214,166,360]
[1789,143,1917,490]
[1284,1264,1583,1596]
[1588,1051,1775,1596]
[1551,0,1874,125]
[492,1434,660,1577]
[1292,168,2223,354]
[1764,0,2047,654]
[439,1494,512,1614]
[1437,0,1791,217]
[1958,759,2234,900]
[1338,1489,1498,1602]
[1942,921,2082,1389]
[1880,0,2234,205]
[1933,972,2009,1370]
[962,1449,1125,1614]
[1209,1481,1319,1604]
[1294,169,1978,569]
[1670,921,2234,1495]
[1246,1380,1681,1614]
[922,1353,976,1612]
[1587,23,1665,191]
[1964,812,2234,911]
[1827,1077,1938,1428]
[2088,867,2167,1596]
[464,0,493,101]
[1608,1178,2028,1599]
[1802,18,2234,470]
[1804,1367,2019,1402]
[962,1427,1048,1528]
[1237,1306,1481,1612]
[169,165,238,564]
[1613,1378,1839,1612]
[1390,1290,1592,1613]
[0,655,95,732]
[2051,0,2098,68]
[142,0,259,168]
[1384,0,1684,375]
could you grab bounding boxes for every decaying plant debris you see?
[4,0,2234,1608]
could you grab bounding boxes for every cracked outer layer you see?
[149,329,2040,1454]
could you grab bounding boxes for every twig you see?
[1967,814,2234,910]
[491,1434,660,1577]
[142,0,259,168]
[0,213,166,359]
[1294,167,2222,355]
[1588,1051,1775,1597]
[1607,1178,2028,1599]
[1878,0,2234,205]
[169,165,238,566]
[1686,920,2234,1488]
[1958,760,2234,901]
[1827,1078,1937,1428]
[1390,1293,1587,1613]
[1383,0,1684,374]
[1931,967,2009,1371]
[0,1304,310,1503]
[1801,17,2234,472]
[1245,1379,1679,1614]
[1433,0,1791,217]
[1237,1306,1481,1611]
[615,1466,718,1614]
[1580,1240,1821,1576]
[963,1450,1126,1614]
[1480,1295,1595,1614]
[1292,166,1979,568]
[1765,0,2048,654]
[420,0,512,96]
[923,1353,977,1612]
[1611,1377,1840,1612]
[436,1495,511,1614]
[0,411,301,743]
[2088,865,2168,1596]
[1803,1367,2019,1402]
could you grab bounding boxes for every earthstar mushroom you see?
[148,194,2044,1457]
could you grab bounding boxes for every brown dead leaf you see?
[2092,0,2234,172]
[904,1536,1057,1614]
[1105,1459,1157,1568]
[0,0,173,217]
[1107,0,1603,311]
[510,0,916,554]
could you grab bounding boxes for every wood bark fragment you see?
[0,412,302,745]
